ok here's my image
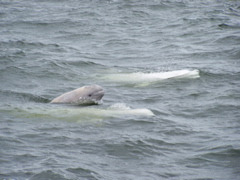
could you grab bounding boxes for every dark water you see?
[1,0,240,179]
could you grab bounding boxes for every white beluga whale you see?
[100,69,200,86]
[50,84,104,105]
[15,103,154,123]
[53,103,154,120]
[48,85,154,121]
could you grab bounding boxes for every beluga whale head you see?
[50,84,104,105]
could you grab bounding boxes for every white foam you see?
[108,103,131,110]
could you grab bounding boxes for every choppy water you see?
[1,0,240,179]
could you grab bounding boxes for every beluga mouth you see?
[50,84,105,105]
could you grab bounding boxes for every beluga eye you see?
[88,94,92,97]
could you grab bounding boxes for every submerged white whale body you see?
[15,103,154,123]
[50,84,104,105]
[101,69,200,86]
[52,103,154,119]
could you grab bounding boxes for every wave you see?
[215,35,240,46]
[0,90,49,104]
[184,145,240,170]
[30,170,69,180]
[218,23,240,29]
[0,39,61,49]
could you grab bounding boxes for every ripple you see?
[30,170,68,180]
[0,90,49,103]
[67,167,101,180]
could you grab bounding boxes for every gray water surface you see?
[1,0,240,180]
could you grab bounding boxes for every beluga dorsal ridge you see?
[50,84,104,105]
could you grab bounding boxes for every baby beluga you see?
[50,84,104,105]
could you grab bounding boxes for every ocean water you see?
[0,0,240,179]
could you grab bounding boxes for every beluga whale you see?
[11,85,154,122]
[100,69,200,87]
[47,84,154,121]
[50,84,104,105]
